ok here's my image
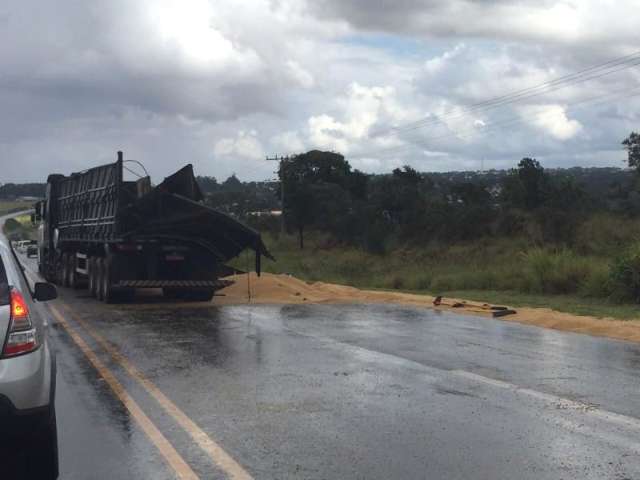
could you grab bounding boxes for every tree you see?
[278,150,367,249]
[502,157,548,210]
[196,176,219,194]
[221,174,243,192]
[391,165,422,186]
[622,132,640,173]
[450,182,491,206]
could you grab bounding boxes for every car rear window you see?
[0,257,8,306]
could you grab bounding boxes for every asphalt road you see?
[13,252,640,479]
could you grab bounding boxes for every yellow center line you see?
[49,305,199,480]
[58,300,253,480]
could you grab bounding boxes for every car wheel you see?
[27,406,59,480]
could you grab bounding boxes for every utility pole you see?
[266,154,291,234]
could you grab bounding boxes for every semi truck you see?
[34,151,272,303]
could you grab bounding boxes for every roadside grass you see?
[0,200,33,216]
[1,212,37,241]
[251,231,640,321]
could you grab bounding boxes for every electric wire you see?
[355,83,640,160]
[370,50,640,139]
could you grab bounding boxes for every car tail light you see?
[2,288,38,357]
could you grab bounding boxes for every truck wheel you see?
[88,257,97,297]
[100,257,115,304]
[95,258,105,301]
[184,288,215,302]
[68,253,79,289]
[118,288,135,303]
[162,287,180,299]
[61,253,70,288]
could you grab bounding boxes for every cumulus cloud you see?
[307,82,420,153]
[285,60,315,89]
[271,131,306,153]
[306,0,638,49]
[518,104,583,140]
[0,0,639,182]
[214,131,264,161]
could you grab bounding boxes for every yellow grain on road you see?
[49,305,198,480]
[58,301,253,480]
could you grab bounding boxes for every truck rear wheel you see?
[68,254,78,289]
[100,257,115,304]
[162,287,180,299]
[95,258,104,301]
[88,257,97,297]
[61,253,70,288]
[183,288,215,302]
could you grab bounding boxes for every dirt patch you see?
[219,273,640,344]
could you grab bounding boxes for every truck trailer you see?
[35,151,272,303]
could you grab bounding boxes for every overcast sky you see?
[1,0,639,183]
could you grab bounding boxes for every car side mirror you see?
[34,283,57,302]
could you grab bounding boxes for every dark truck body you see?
[36,152,271,302]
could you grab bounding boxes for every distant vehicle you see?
[35,151,272,303]
[0,231,58,478]
[14,240,28,253]
[26,244,38,258]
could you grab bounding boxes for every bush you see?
[3,218,21,232]
[579,264,611,298]
[608,244,640,302]
[521,248,596,295]
[390,275,405,290]
[575,214,640,255]
[409,273,432,291]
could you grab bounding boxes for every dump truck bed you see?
[49,158,270,268]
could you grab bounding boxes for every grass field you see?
[250,232,640,321]
[0,200,33,216]
[1,208,37,240]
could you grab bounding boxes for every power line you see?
[354,83,640,161]
[373,51,640,137]
[370,50,640,139]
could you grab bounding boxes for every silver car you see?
[0,232,58,478]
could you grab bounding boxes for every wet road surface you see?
[15,254,640,479]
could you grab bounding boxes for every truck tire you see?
[68,253,79,289]
[95,258,105,301]
[88,257,97,297]
[100,257,115,304]
[162,287,180,299]
[119,288,135,303]
[183,288,215,302]
[61,253,70,288]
